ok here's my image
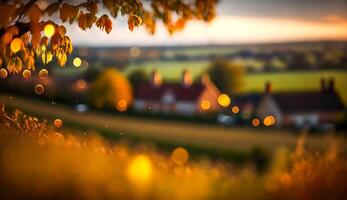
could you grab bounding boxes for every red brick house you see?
[133,70,221,115]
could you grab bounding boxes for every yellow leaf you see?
[55,48,67,67]
[35,45,46,56]
[41,51,53,65]
[63,36,73,55]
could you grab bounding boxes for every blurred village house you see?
[233,78,345,128]
[133,70,221,115]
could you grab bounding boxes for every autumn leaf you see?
[45,2,61,16]
[41,51,53,65]
[60,4,79,23]
[86,2,98,14]
[96,15,113,34]
[35,45,46,56]
[55,47,67,67]
[62,36,73,55]
[7,57,22,74]
[78,12,97,30]
[40,36,49,46]
[50,33,63,51]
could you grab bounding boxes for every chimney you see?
[320,78,326,92]
[200,73,210,85]
[265,81,272,93]
[328,77,335,91]
[151,69,162,87]
[182,69,192,87]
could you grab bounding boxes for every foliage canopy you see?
[0,0,218,77]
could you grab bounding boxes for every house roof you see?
[135,83,206,101]
[270,91,345,114]
[232,93,262,108]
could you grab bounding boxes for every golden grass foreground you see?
[1,105,347,200]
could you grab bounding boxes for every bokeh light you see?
[53,119,63,128]
[22,69,31,79]
[252,118,260,127]
[73,57,82,67]
[129,47,141,58]
[10,38,22,53]
[171,147,189,165]
[127,155,152,184]
[200,100,211,111]
[264,115,276,126]
[44,24,55,37]
[76,79,87,90]
[0,68,8,78]
[116,99,128,112]
[34,84,45,95]
[218,94,231,107]
[232,106,240,114]
[39,69,49,79]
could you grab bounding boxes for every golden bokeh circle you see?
[264,115,275,126]
[53,119,63,128]
[44,24,55,37]
[231,106,240,113]
[200,100,211,111]
[218,94,231,107]
[22,69,31,79]
[127,155,152,184]
[34,84,45,95]
[39,69,49,79]
[73,57,82,67]
[252,118,260,127]
[171,147,189,165]
[116,99,128,112]
[10,38,22,53]
[0,68,8,78]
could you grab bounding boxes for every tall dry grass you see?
[1,105,346,200]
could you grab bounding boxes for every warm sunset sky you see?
[64,0,347,46]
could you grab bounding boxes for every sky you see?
[65,0,347,46]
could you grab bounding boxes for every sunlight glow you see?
[127,155,152,184]
[44,24,55,37]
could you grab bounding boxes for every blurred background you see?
[1,0,347,161]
